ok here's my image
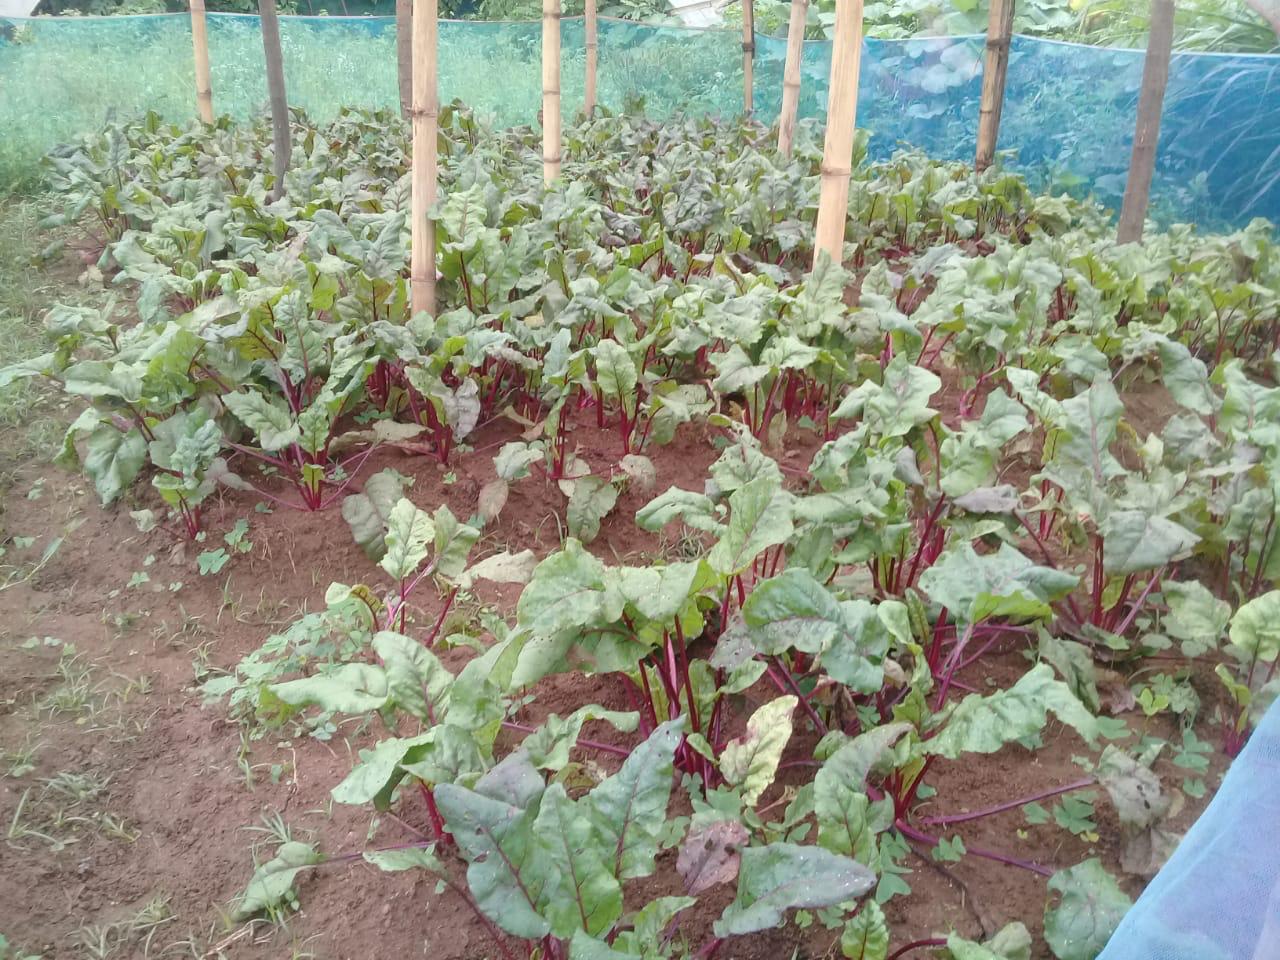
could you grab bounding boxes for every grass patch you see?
[0,200,66,466]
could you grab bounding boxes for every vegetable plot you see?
[10,103,1280,960]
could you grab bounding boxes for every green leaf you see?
[518,539,621,638]
[62,359,141,402]
[331,732,435,807]
[841,901,889,960]
[430,504,480,581]
[342,468,413,561]
[1228,591,1280,663]
[271,663,390,715]
[1037,628,1100,713]
[741,569,851,656]
[535,784,623,938]
[234,841,321,921]
[834,355,941,438]
[610,896,697,956]
[1043,859,1131,960]
[1045,378,1127,498]
[612,561,705,624]
[711,344,770,394]
[815,725,907,860]
[720,696,797,806]
[197,548,230,575]
[635,487,723,533]
[397,726,485,791]
[495,441,544,481]
[568,476,621,544]
[223,390,299,452]
[434,783,553,940]
[522,706,639,771]
[821,599,898,694]
[459,550,539,590]
[1156,339,1215,416]
[363,845,444,874]
[708,475,794,576]
[926,664,1099,758]
[947,922,1033,959]
[568,932,641,960]
[586,718,685,881]
[986,923,1033,960]
[372,630,452,724]
[1162,580,1230,656]
[594,338,638,407]
[919,543,1078,624]
[713,842,876,937]
[1099,511,1198,575]
[84,425,146,505]
[379,498,434,580]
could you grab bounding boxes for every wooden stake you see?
[777,0,807,156]
[813,0,864,268]
[259,0,291,202]
[742,0,755,115]
[411,0,439,317]
[584,0,598,117]
[1117,0,1175,244]
[542,0,562,181]
[974,0,1014,172]
[190,0,214,123]
[396,0,412,119]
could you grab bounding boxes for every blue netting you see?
[1098,701,1280,960]
[0,12,1277,227]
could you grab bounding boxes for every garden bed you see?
[0,104,1277,960]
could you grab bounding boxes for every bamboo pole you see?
[1117,0,1175,244]
[777,0,807,156]
[190,0,214,123]
[259,0,291,202]
[542,0,562,181]
[742,0,755,115]
[396,0,412,119]
[584,0,598,117]
[410,0,439,317]
[812,0,865,268]
[974,0,1014,172]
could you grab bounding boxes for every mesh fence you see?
[0,12,1277,227]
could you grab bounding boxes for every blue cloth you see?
[1098,703,1280,960]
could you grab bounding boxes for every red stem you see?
[418,782,451,845]
[896,820,1052,877]
[424,588,459,647]
[766,657,828,735]
[919,777,1094,826]
[887,939,948,960]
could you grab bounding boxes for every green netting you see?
[1,13,1277,228]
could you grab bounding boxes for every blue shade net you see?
[0,12,1277,228]
[1097,700,1280,960]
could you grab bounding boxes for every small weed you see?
[43,770,109,805]
[3,735,40,778]
[7,787,63,848]
[243,810,296,848]
[70,895,174,959]
[39,653,95,719]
